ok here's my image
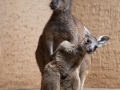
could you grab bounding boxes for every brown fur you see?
[41,31,109,90]
[41,39,86,90]
[35,0,89,89]
[36,0,109,90]
[35,0,84,75]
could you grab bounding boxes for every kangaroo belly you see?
[53,32,70,51]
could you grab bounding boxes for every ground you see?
[0,88,119,90]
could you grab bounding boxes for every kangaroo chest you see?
[48,18,76,49]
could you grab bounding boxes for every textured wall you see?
[0,0,120,89]
[0,0,52,89]
[72,0,120,88]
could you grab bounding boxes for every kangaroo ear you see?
[97,35,110,47]
[84,26,91,37]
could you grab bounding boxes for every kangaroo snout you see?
[50,0,58,10]
[86,48,92,53]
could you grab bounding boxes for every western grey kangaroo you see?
[41,27,110,90]
[35,0,84,75]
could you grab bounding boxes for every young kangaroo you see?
[41,27,110,90]
[35,0,85,74]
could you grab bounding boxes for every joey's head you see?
[81,27,110,54]
[50,0,71,11]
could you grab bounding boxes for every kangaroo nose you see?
[52,1,57,5]
[50,1,58,9]
[86,48,92,53]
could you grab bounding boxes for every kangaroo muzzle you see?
[50,0,58,10]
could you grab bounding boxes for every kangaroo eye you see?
[87,39,91,43]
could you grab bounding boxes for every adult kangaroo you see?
[36,0,84,74]
[36,0,92,89]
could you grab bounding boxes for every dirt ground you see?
[0,88,120,90]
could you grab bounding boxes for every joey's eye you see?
[87,39,91,43]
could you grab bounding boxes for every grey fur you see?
[35,0,109,90]
[35,0,84,75]
[41,29,110,90]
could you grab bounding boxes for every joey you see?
[41,27,110,90]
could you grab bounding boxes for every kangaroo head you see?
[50,0,71,11]
[81,27,110,54]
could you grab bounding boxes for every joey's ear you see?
[84,26,91,37]
[97,35,110,47]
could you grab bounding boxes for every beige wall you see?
[72,0,120,88]
[0,0,120,89]
[0,0,52,89]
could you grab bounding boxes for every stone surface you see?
[0,0,120,89]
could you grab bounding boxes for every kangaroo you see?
[35,0,85,75]
[41,27,110,90]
